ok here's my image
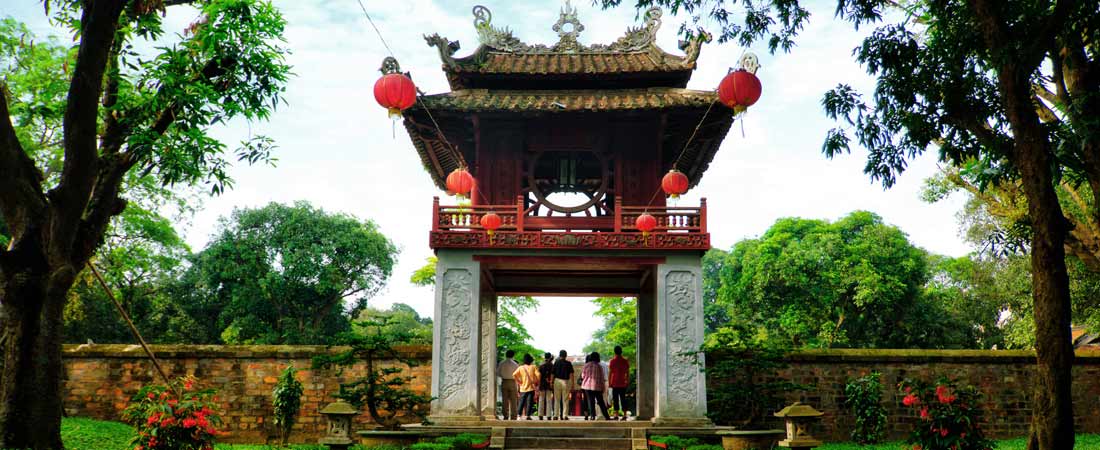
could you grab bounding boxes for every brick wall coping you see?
[61,344,433,360]
[782,348,1100,363]
[61,344,1100,364]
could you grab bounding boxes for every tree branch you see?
[52,1,127,261]
[0,85,49,245]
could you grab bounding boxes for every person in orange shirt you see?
[608,345,630,420]
[512,353,540,420]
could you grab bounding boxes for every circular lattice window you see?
[525,150,610,214]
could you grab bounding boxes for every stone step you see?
[504,437,634,449]
[507,426,632,438]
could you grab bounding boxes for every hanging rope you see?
[88,262,177,393]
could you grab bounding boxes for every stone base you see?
[718,430,785,450]
[651,417,714,428]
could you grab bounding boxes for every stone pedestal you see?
[653,255,710,425]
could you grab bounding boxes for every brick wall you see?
[62,345,1100,443]
[771,349,1100,441]
[62,344,432,444]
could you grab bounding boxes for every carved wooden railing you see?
[432,196,707,234]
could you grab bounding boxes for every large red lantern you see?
[480,212,502,237]
[718,69,762,114]
[446,168,475,199]
[661,169,690,199]
[374,57,417,119]
[635,213,657,238]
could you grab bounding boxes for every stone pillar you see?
[654,254,710,426]
[430,250,482,422]
[635,267,656,420]
[478,289,498,419]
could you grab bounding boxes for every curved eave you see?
[402,88,733,190]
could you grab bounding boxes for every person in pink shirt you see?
[580,352,611,420]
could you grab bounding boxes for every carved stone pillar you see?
[478,288,498,419]
[430,250,482,422]
[654,254,709,426]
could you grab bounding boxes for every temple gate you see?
[397,3,734,427]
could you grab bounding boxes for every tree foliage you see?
[271,365,303,446]
[583,297,635,362]
[179,202,397,344]
[355,303,433,345]
[711,211,980,349]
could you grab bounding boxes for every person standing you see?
[608,345,630,420]
[536,352,555,420]
[581,352,611,420]
[551,350,574,420]
[497,350,519,420]
[513,353,540,420]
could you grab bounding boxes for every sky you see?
[5,0,970,353]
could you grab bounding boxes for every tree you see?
[0,3,290,446]
[183,202,397,344]
[712,211,976,349]
[584,297,636,363]
[410,257,542,358]
[312,317,432,430]
[271,365,303,446]
[355,303,433,344]
[603,1,1095,446]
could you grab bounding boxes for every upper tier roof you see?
[424,3,710,90]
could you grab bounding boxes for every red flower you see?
[183,418,198,428]
[147,392,155,399]
[904,386,912,393]
[148,436,157,448]
[902,394,920,406]
[146,412,161,426]
[184,379,195,391]
[935,385,955,404]
[940,428,950,437]
[160,416,176,427]
[167,399,178,407]
[920,407,930,420]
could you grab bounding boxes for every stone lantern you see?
[773,402,825,450]
[319,399,359,450]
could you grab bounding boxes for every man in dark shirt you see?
[551,349,574,420]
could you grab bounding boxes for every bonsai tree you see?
[272,365,303,446]
[702,325,807,428]
[313,315,431,430]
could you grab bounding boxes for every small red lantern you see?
[635,213,657,238]
[661,169,690,199]
[718,69,762,114]
[446,168,475,199]
[374,57,417,119]
[480,212,502,237]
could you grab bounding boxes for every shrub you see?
[898,377,995,450]
[408,434,489,450]
[702,329,808,428]
[122,376,222,450]
[845,371,888,444]
[272,365,304,445]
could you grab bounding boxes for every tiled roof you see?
[451,49,695,75]
[412,88,720,113]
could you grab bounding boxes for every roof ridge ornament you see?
[551,0,585,53]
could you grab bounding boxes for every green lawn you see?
[58,417,1100,450]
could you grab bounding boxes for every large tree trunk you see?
[998,62,1077,450]
[0,262,74,449]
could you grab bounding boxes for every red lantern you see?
[480,212,502,237]
[374,73,417,119]
[661,169,690,199]
[718,69,762,114]
[635,213,657,238]
[446,168,475,199]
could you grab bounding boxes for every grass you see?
[818,434,1100,450]
[56,417,1100,450]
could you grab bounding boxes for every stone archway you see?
[428,250,710,426]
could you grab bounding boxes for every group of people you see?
[496,346,631,421]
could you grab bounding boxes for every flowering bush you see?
[122,377,222,450]
[898,378,994,450]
